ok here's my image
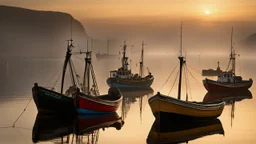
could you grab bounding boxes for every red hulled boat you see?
[75,87,122,114]
[203,27,253,92]
[74,50,122,114]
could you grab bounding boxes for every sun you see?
[204,10,210,15]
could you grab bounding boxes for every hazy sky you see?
[1,0,256,21]
[1,0,256,53]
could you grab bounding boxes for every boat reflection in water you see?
[203,90,252,104]
[203,90,253,126]
[32,112,124,144]
[147,118,224,144]
[119,87,154,120]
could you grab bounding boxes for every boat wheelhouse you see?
[107,41,154,88]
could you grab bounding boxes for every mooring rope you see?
[12,97,33,127]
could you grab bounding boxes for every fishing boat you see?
[96,40,119,59]
[74,50,122,114]
[148,22,225,121]
[202,61,223,76]
[203,90,252,104]
[107,41,154,88]
[203,28,253,92]
[32,39,77,113]
[147,118,224,144]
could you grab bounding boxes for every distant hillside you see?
[0,5,88,58]
[0,5,89,96]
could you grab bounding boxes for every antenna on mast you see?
[180,21,183,56]
[140,41,146,77]
[177,21,185,100]
[231,27,233,55]
[87,39,89,52]
[70,16,73,40]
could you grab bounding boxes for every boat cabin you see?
[110,68,132,79]
[217,72,235,83]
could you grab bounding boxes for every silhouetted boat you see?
[74,50,122,114]
[96,40,119,59]
[148,22,225,121]
[147,118,224,144]
[32,112,124,143]
[203,27,253,92]
[107,41,154,88]
[32,39,76,113]
[202,61,223,76]
[203,90,252,103]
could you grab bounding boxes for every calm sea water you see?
[0,53,256,144]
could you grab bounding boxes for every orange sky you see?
[2,0,256,43]
[2,0,256,21]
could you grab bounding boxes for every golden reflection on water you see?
[0,54,256,143]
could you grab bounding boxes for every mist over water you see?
[1,52,256,143]
[1,4,256,144]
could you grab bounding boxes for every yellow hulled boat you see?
[148,92,225,120]
[148,22,225,121]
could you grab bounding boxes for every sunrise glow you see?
[204,10,210,15]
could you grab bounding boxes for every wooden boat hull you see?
[74,87,122,114]
[147,118,224,144]
[75,112,124,135]
[203,78,253,92]
[32,112,74,143]
[203,90,252,103]
[107,76,154,88]
[148,92,225,121]
[32,83,75,113]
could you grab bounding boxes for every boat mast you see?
[230,27,236,75]
[60,17,76,94]
[122,41,129,70]
[61,40,73,94]
[139,41,145,77]
[82,40,99,95]
[83,40,91,94]
[178,21,185,100]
